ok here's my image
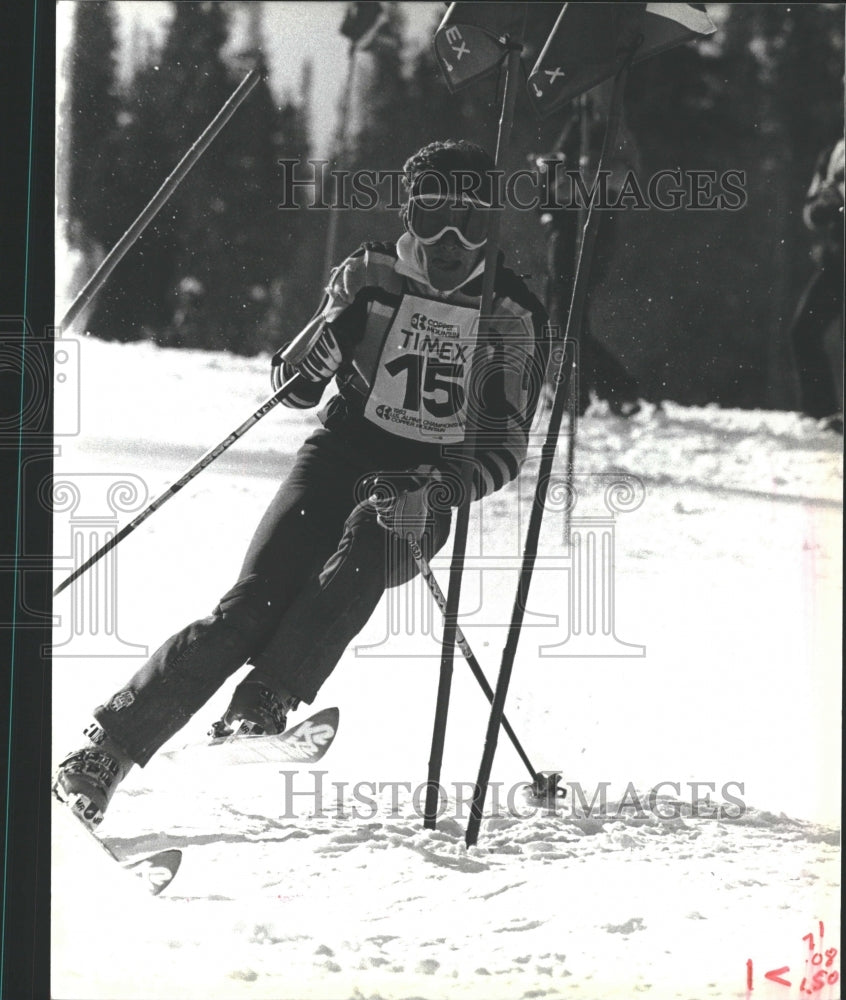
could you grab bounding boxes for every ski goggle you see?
[406,192,492,250]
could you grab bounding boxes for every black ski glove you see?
[367,465,446,541]
[271,328,343,392]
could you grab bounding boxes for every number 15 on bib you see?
[364,294,481,443]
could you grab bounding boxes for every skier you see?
[54,139,550,829]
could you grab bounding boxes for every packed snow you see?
[51,335,841,1000]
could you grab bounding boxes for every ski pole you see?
[465,51,636,849]
[53,372,303,597]
[401,532,541,783]
[59,66,262,332]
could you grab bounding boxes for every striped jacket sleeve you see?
[440,288,550,502]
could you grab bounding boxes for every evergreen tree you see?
[155,2,318,354]
[66,1,121,252]
[601,5,844,408]
[271,75,326,344]
[90,1,317,353]
[199,47,288,354]
[338,3,414,252]
[85,10,190,343]
[80,6,179,342]
[150,1,240,351]
[347,3,408,169]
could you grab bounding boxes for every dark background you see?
[62,2,844,411]
[1,0,54,996]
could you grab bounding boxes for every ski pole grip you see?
[273,314,353,391]
[278,314,327,365]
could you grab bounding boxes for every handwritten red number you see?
[804,934,815,952]
[824,948,838,967]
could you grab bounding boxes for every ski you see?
[53,710,337,897]
[52,797,182,896]
[160,706,340,766]
[120,848,182,895]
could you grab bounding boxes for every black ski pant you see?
[94,426,452,766]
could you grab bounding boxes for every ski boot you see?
[208,680,299,741]
[52,723,135,830]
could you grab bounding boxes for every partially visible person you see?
[789,137,844,431]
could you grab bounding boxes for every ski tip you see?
[125,847,182,896]
[298,706,339,731]
[285,706,339,763]
[53,798,182,896]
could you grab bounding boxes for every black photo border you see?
[1,0,55,997]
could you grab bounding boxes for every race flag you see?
[528,3,716,117]
[527,4,646,115]
[433,2,564,93]
[636,3,717,61]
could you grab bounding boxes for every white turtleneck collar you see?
[394,232,486,298]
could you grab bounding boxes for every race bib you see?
[364,294,480,443]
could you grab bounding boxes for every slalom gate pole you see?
[59,67,261,332]
[563,90,592,545]
[465,54,635,849]
[403,533,539,782]
[422,36,525,830]
[53,373,303,597]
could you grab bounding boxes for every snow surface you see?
[51,335,841,1000]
